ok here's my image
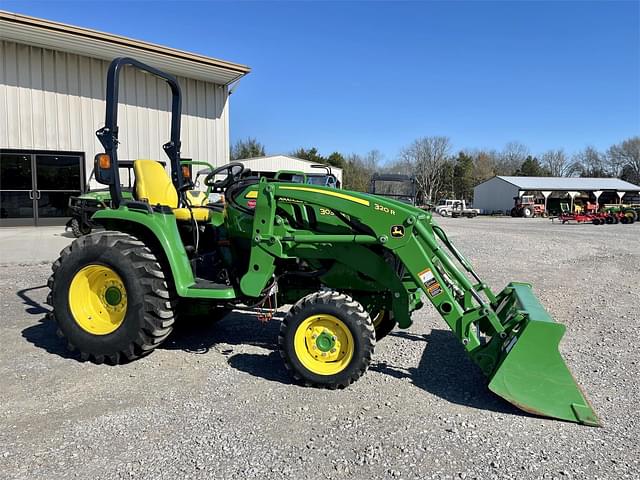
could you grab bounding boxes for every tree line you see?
[230,136,640,202]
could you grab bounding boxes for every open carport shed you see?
[473,176,640,214]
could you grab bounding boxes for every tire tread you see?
[278,290,375,389]
[47,230,176,364]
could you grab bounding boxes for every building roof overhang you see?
[495,176,640,192]
[0,10,251,85]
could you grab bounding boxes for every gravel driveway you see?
[1,217,638,479]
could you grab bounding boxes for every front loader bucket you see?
[488,283,601,426]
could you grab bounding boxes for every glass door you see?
[0,152,36,226]
[34,154,83,226]
[1,151,84,227]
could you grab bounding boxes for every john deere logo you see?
[390,225,405,238]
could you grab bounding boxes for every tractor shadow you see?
[20,289,291,374]
[162,310,283,354]
[19,285,77,360]
[162,311,293,384]
[370,329,525,417]
[17,288,530,419]
[17,285,50,315]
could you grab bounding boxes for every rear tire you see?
[70,217,91,237]
[279,291,375,389]
[47,231,176,364]
[624,209,638,222]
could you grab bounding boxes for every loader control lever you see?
[204,162,246,192]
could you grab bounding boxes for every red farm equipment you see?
[557,202,637,225]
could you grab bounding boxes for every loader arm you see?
[231,178,599,426]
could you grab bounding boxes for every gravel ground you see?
[1,217,638,480]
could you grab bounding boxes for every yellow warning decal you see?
[244,190,258,199]
[419,268,442,297]
[279,186,370,207]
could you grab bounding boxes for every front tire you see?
[279,291,375,389]
[70,217,91,237]
[47,231,176,364]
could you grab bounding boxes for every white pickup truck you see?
[435,199,480,218]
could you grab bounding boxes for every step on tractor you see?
[47,58,600,427]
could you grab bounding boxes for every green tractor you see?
[66,160,138,237]
[602,204,640,224]
[47,58,600,426]
[268,166,340,188]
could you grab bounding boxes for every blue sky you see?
[4,0,639,162]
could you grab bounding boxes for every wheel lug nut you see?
[312,334,317,339]
[330,348,336,353]
[331,336,337,341]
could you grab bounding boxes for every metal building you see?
[474,176,640,214]
[0,11,250,226]
[239,155,344,185]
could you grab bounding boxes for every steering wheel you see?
[204,162,246,192]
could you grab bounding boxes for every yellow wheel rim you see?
[293,314,354,376]
[68,264,128,335]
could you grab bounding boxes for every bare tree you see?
[497,141,529,175]
[342,150,382,192]
[363,150,383,171]
[571,146,609,177]
[607,137,640,183]
[467,149,499,184]
[541,149,574,177]
[401,136,452,202]
[385,157,413,176]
